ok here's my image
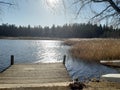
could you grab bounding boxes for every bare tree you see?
[65,0,120,27]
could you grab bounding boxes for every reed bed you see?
[65,39,120,62]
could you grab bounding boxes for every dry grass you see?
[84,81,120,90]
[65,39,120,62]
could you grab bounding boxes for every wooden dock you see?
[0,63,71,90]
[100,60,120,67]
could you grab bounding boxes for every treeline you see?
[0,23,120,38]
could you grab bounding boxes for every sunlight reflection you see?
[35,40,63,63]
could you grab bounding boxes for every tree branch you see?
[92,0,108,2]
[71,0,120,26]
[107,0,120,14]
[92,0,120,14]
[91,5,111,19]
[0,1,14,5]
[76,1,91,18]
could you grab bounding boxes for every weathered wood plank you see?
[0,63,71,89]
[100,60,120,67]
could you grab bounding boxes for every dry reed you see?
[65,39,120,62]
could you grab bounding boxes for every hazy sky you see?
[0,0,105,27]
[0,0,87,27]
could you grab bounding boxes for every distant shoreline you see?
[0,37,119,40]
[0,37,66,40]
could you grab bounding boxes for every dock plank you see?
[0,63,71,89]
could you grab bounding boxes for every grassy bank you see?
[65,38,120,62]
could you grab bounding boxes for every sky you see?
[0,0,105,27]
[0,0,88,27]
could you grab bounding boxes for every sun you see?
[49,0,56,4]
[46,0,59,8]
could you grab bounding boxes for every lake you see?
[0,39,118,81]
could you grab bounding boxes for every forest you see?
[0,23,120,38]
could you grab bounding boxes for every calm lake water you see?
[0,39,118,81]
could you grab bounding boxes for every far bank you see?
[0,37,66,40]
